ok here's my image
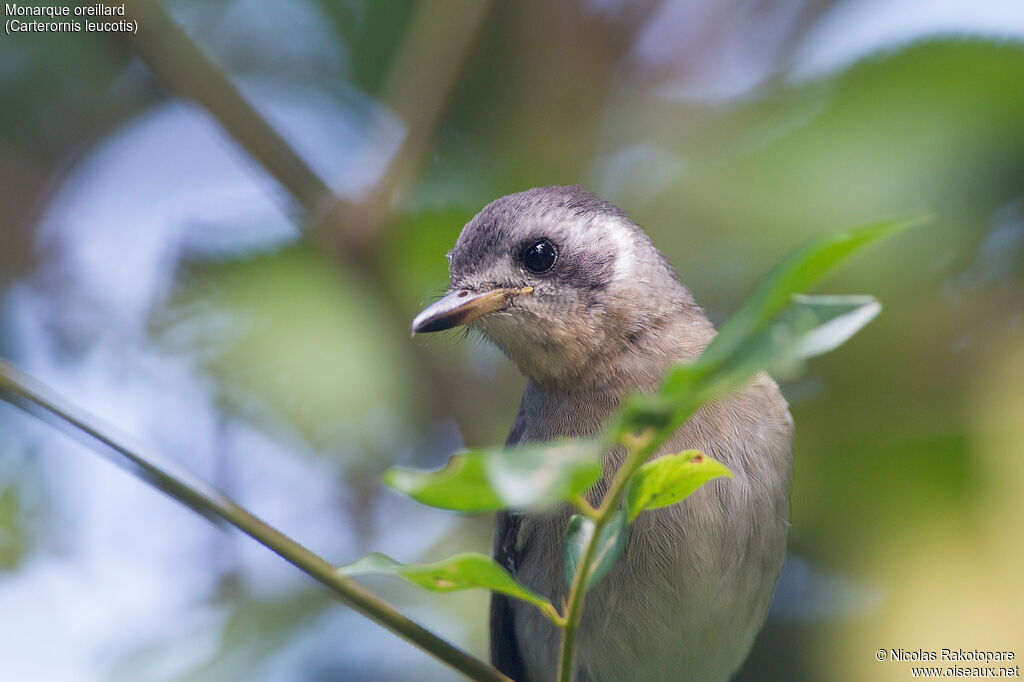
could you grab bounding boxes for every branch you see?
[317,0,493,253]
[0,359,511,682]
[97,0,493,428]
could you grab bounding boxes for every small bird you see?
[412,186,792,682]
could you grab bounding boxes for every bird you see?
[411,186,792,682]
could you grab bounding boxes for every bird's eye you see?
[521,239,558,274]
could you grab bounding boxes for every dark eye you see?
[521,239,558,274]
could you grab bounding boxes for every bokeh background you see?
[2,1,1023,680]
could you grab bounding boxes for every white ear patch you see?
[598,216,638,282]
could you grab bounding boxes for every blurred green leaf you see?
[615,217,917,440]
[659,41,1024,262]
[700,215,923,368]
[383,452,503,511]
[339,552,556,615]
[705,293,884,390]
[787,294,883,358]
[486,440,602,509]
[563,511,627,590]
[384,440,602,512]
[617,293,884,439]
[625,450,731,523]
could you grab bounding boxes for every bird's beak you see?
[411,286,533,334]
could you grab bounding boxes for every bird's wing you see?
[491,511,526,680]
[490,407,529,680]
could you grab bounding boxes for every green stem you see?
[0,359,511,682]
[556,511,602,682]
[556,431,658,682]
[570,495,601,520]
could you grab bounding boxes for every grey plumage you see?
[413,186,793,682]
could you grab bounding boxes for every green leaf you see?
[625,450,732,522]
[618,293,884,441]
[563,511,627,590]
[610,217,921,444]
[383,453,503,511]
[704,293,883,391]
[787,294,882,359]
[383,440,602,512]
[339,552,558,616]
[699,214,925,368]
[486,440,603,509]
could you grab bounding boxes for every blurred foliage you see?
[674,42,1024,225]
[0,486,28,570]
[110,591,329,682]
[341,552,558,621]
[160,245,418,454]
[0,440,45,572]
[383,440,602,512]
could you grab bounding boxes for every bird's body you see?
[413,186,793,681]
[497,374,791,682]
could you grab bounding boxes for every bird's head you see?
[412,186,712,389]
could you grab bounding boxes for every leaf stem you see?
[0,359,511,682]
[543,603,568,628]
[571,495,601,520]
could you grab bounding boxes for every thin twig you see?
[557,511,602,682]
[0,359,511,682]
[556,430,658,682]
[112,0,333,216]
